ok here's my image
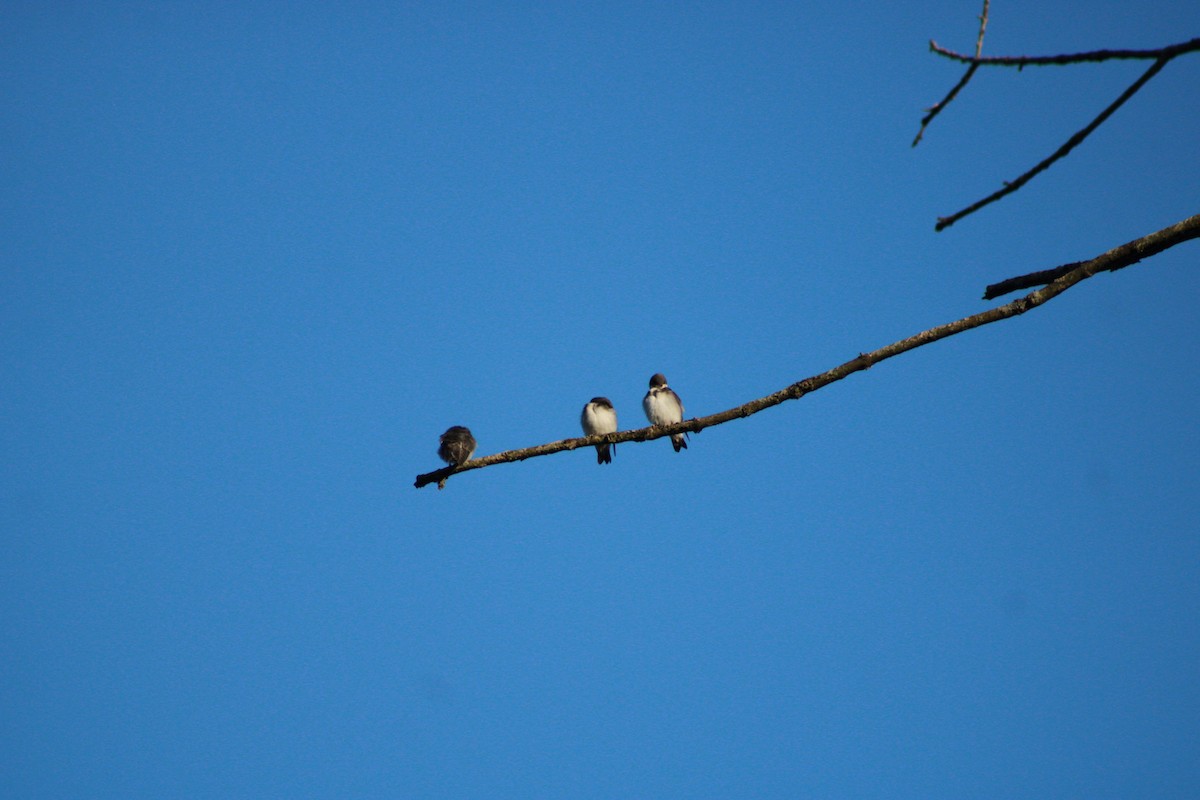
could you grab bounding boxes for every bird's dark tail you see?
[596,444,612,464]
[671,433,688,452]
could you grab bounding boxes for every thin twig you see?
[983,213,1200,299]
[416,214,1198,490]
[913,0,989,147]
[936,55,1170,231]
[931,36,1200,67]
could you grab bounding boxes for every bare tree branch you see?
[416,214,1199,490]
[930,37,1200,67]
[983,212,1200,299]
[936,55,1171,231]
[912,0,990,147]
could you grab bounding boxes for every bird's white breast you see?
[583,403,617,435]
[643,389,682,426]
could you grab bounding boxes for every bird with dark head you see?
[437,426,477,467]
[642,373,688,452]
[580,397,618,464]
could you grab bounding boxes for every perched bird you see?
[438,426,477,467]
[643,373,688,452]
[580,397,618,465]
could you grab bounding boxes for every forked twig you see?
[982,212,1200,299]
[913,0,989,147]
[918,19,1198,230]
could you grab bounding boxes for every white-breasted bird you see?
[581,397,618,465]
[642,373,688,452]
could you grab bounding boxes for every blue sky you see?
[3,1,1199,797]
